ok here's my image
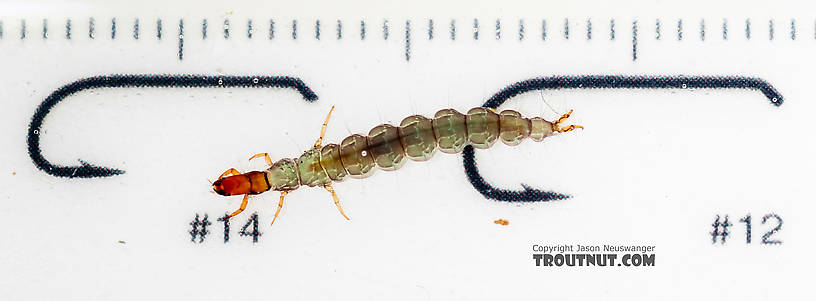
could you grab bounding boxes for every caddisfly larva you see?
[212,106,583,225]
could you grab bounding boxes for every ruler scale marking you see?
[89,17,95,39]
[405,20,411,61]
[746,19,751,40]
[632,20,638,61]
[428,19,433,40]
[133,18,138,40]
[337,20,342,40]
[178,19,184,60]
[224,19,229,39]
[610,19,615,40]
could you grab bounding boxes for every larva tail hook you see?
[28,74,318,178]
[464,75,783,202]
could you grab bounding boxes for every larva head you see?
[212,175,251,196]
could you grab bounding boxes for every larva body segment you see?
[367,124,406,170]
[264,108,557,190]
[266,158,300,191]
[432,109,468,154]
[398,115,437,161]
[296,147,331,187]
[498,110,531,146]
[338,134,375,178]
[465,107,500,149]
[529,117,553,142]
[318,144,347,181]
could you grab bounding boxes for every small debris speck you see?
[494,219,509,226]
[118,240,126,244]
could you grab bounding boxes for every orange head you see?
[212,171,271,196]
[212,175,251,196]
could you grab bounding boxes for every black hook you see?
[28,74,318,178]
[463,75,783,202]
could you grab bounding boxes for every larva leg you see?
[227,194,250,218]
[271,191,288,226]
[552,109,585,133]
[218,168,241,179]
[314,105,335,147]
[324,184,350,220]
[249,153,274,166]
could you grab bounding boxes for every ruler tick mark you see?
[541,19,546,41]
[790,19,796,40]
[247,19,253,39]
[20,19,26,40]
[518,19,524,41]
[269,19,274,40]
[769,19,774,40]
[495,19,501,40]
[178,19,184,61]
[42,19,47,39]
[586,18,591,40]
[746,19,751,40]
[677,19,683,40]
[473,18,479,40]
[66,19,72,39]
[292,20,297,40]
[315,20,320,40]
[223,19,229,39]
[133,18,139,40]
[610,19,616,40]
[405,20,411,61]
[722,19,727,40]
[383,19,389,40]
[428,19,433,40]
[563,18,569,39]
[450,19,456,40]
[337,20,342,40]
[632,20,638,61]
[89,17,95,39]
[157,19,163,40]
[655,19,660,40]
[111,18,116,39]
[360,20,365,40]
[700,19,705,41]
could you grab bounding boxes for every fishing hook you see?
[463,75,783,202]
[28,74,318,178]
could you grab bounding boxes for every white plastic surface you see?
[0,1,812,300]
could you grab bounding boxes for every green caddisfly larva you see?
[212,106,583,226]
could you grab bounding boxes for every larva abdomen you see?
[311,107,554,184]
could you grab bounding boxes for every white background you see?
[0,0,812,300]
